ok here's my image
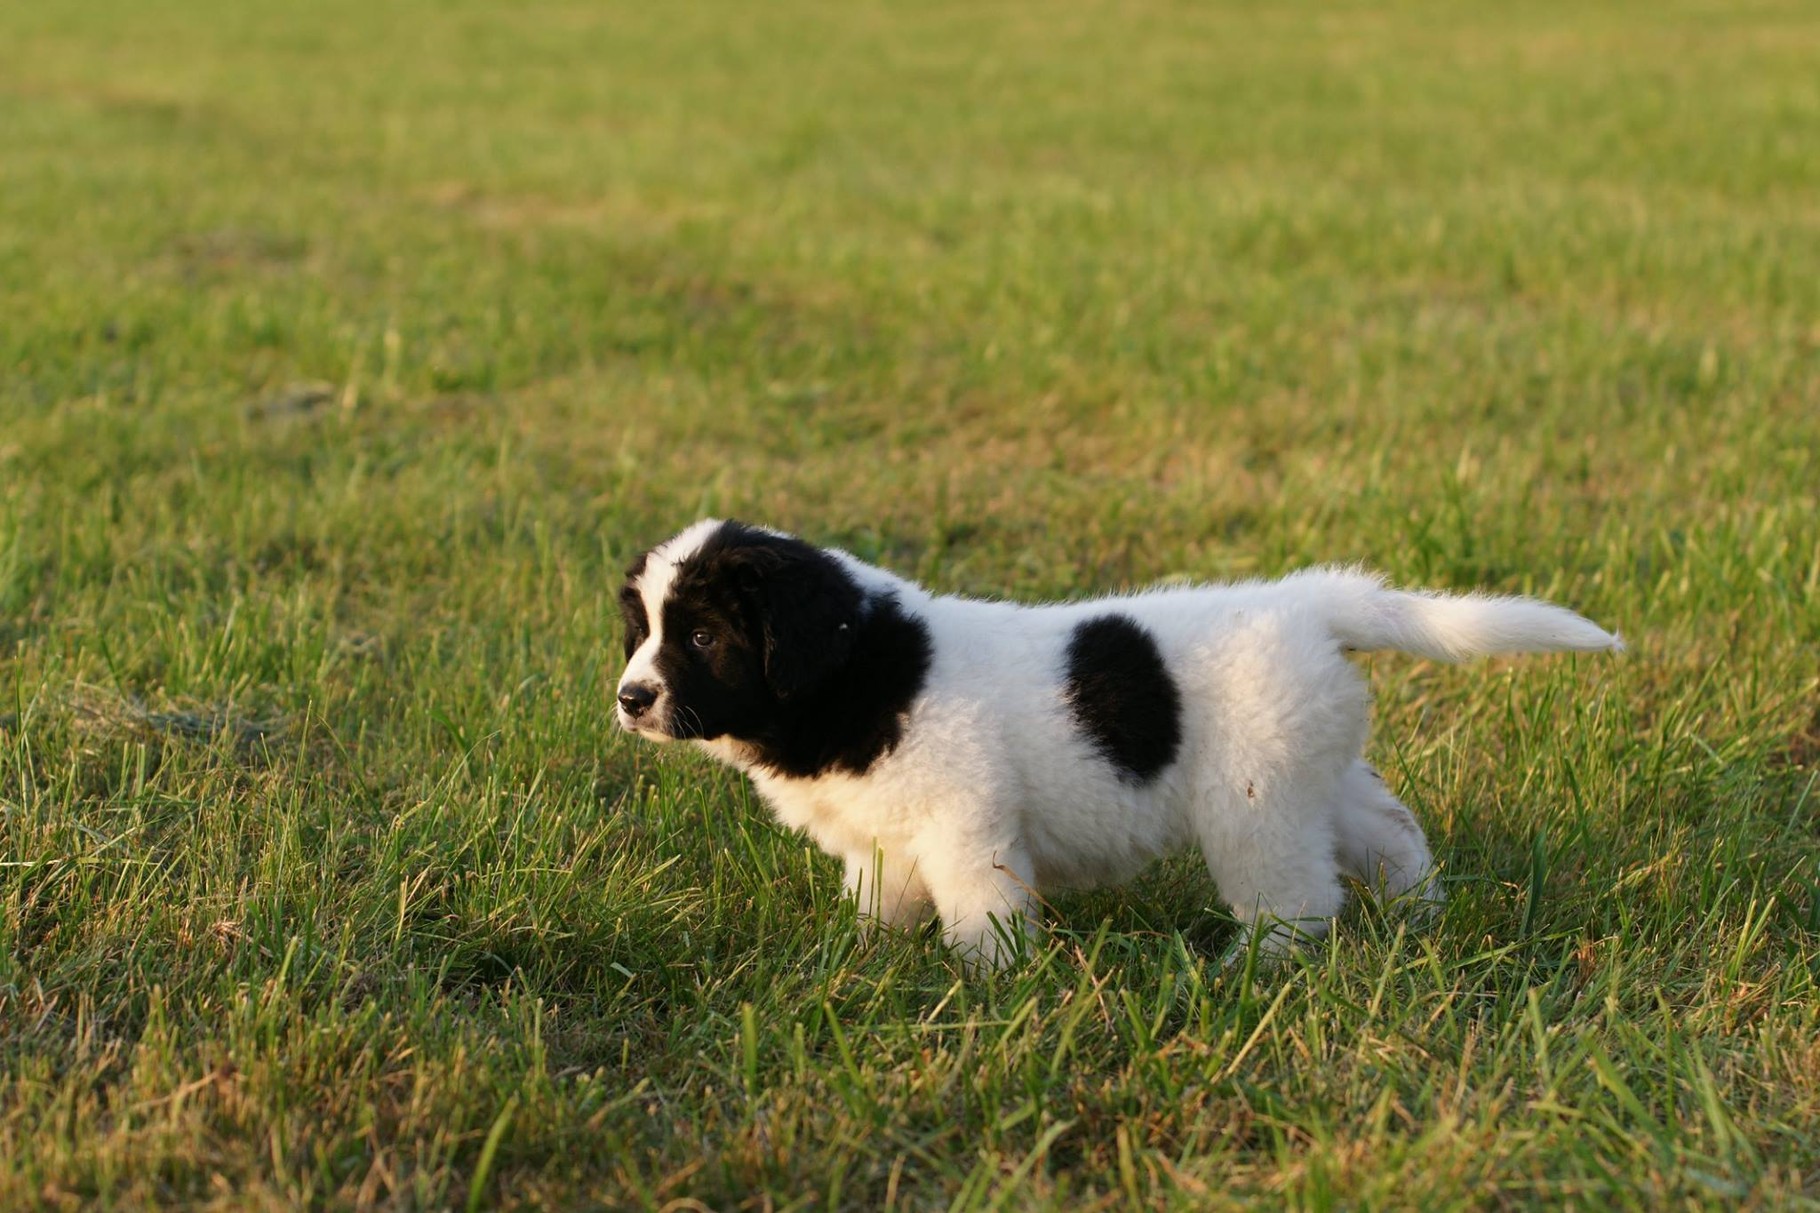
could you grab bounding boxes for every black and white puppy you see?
[616,519,1621,965]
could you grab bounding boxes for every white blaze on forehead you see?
[620,518,724,691]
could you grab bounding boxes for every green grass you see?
[3,0,1818,1206]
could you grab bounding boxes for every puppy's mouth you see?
[617,711,677,741]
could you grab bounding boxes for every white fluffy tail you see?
[1303,569,1623,662]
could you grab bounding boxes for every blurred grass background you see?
[2,0,1817,1207]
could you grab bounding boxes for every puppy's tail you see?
[1302,568,1623,662]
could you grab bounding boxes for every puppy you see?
[616,519,1621,965]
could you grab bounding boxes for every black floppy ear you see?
[733,541,862,701]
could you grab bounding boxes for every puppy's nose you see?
[617,683,659,718]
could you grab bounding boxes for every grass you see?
[2,0,1817,1206]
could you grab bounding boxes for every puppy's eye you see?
[689,629,716,650]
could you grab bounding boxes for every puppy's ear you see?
[733,542,861,701]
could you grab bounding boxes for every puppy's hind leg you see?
[1196,786,1347,961]
[1335,761,1442,911]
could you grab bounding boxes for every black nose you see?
[617,683,658,718]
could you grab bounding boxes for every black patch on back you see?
[633,522,933,779]
[1063,614,1182,784]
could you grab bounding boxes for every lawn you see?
[2,0,1817,1207]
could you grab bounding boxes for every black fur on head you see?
[618,521,932,779]
[700,524,865,702]
[619,551,651,661]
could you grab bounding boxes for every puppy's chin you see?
[617,714,678,742]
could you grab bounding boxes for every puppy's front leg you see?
[842,845,933,931]
[918,836,1037,970]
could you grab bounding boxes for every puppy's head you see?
[616,520,862,742]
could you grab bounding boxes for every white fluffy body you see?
[619,522,1622,965]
